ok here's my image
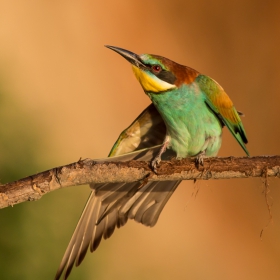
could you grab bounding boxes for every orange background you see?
[0,1,280,280]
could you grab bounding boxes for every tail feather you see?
[54,103,178,279]
[55,146,180,280]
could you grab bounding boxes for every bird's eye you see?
[151,65,162,74]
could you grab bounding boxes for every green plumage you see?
[146,83,223,158]
[196,75,249,156]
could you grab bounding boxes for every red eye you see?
[151,65,162,74]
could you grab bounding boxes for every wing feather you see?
[55,105,179,280]
[196,75,249,155]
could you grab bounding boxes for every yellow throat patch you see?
[132,65,176,93]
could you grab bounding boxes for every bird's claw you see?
[195,151,205,168]
[151,156,161,174]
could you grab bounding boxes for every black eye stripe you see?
[156,69,176,84]
[145,64,176,85]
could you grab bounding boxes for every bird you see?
[54,46,249,280]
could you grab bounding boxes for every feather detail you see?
[196,75,249,155]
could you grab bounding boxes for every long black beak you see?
[105,45,147,69]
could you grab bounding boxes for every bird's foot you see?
[195,150,206,168]
[151,135,170,174]
[151,155,161,174]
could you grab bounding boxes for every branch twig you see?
[0,156,279,209]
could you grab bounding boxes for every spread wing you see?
[196,75,249,156]
[109,103,166,156]
[55,104,179,280]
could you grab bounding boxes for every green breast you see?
[146,83,223,158]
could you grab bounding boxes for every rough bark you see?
[0,156,279,209]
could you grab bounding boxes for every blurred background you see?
[0,1,280,279]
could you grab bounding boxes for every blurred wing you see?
[196,75,249,156]
[55,105,180,280]
[109,103,166,156]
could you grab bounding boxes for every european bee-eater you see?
[55,46,249,280]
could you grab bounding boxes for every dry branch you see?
[0,156,280,209]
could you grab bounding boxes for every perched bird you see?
[55,46,249,280]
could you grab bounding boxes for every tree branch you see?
[0,156,279,209]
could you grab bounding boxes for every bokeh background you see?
[0,1,280,279]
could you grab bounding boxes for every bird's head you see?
[106,45,199,93]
